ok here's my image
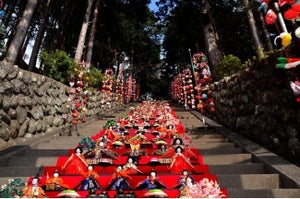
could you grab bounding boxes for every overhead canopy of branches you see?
[1,0,289,98]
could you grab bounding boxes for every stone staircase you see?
[176,109,300,198]
[0,107,128,184]
[0,106,300,198]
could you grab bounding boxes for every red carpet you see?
[25,101,227,198]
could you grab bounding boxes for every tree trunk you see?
[74,0,94,62]
[5,0,38,65]
[259,11,273,52]
[86,0,99,65]
[244,0,265,60]
[28,0,51,71]
[201,0,223,69]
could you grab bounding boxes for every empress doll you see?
[62,146,88,175]
[162,145,196,173]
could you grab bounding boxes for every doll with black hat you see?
[135,170,167,190]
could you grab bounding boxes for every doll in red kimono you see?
[162,145,196,173]
[123,157,143,174]
[62,146,88,175]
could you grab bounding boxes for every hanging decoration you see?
[101,68,114,109]
[256,0,300,102]
[69,61,90,126]
[124,76,139,103]
[169,52,214,114]
[192,52,215,114]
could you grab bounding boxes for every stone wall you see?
[0,60,111,150]
[207,53,300,164]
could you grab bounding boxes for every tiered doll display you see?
[23,101,226,198]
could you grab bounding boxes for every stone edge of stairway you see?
[190,110,300,189]
[0,105,128,165]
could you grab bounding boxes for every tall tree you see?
[28,0,51,71]
[86,0,99,65]
[201,0,223,69]
[243,0,264,60]
[74,0,94,62]
[5,0,38,64]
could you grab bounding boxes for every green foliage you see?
[40,50,76,85]
[212,54,244,81]
[88,67,104,89]
[0,178,25,198]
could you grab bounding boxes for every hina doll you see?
[123,157,143,174]
[104,126,120,141]
[162,145,196,173]
[163,124,177,139]
[178,176,196,198]
[74,165,101,192]
[22,176,47,198]
[84,140,119,165]
[94,141,118,159]
[135,170,167,190]
[44,170,70,191]
[106,166,132,193]
[174,170,194,189]
[152,141,167,156]
[62,146,88,175]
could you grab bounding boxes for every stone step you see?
[217,174,280,189]
[209,163,266,174]
[15,149,70,157]
[189,138,228,143]
[0,167,41,177]
[193,142,236,150]
[186,128,222,134]
[199,147,244,155]
[187,133,224,139]
[226,188,300,198]
[8,156,58,167]
[202,154,252,165]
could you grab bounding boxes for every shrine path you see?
[0,104,300,197]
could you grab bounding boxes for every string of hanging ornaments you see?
[68,61,90,126]
[257,0,300,102]
[170,52,215,114]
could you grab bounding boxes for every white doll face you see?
[150,171,156,177]
[117,166,122,172]
[176,147,182,153]
[53,172,59,178]
[128,158,133,163]
[32,178,38,185]
[183,170,188,176]
[99,142,104,148]
[175,139,181,145]
[88,166,93,170]
[76,148,81,154]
